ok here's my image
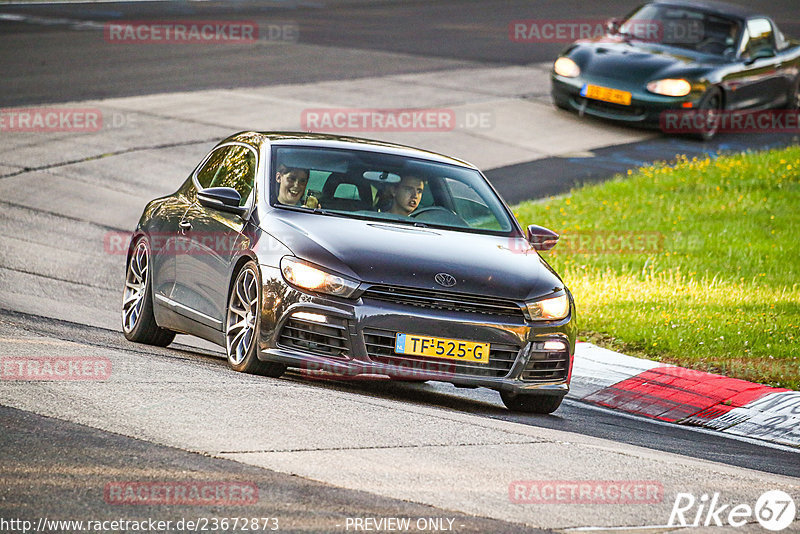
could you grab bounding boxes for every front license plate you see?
[395,333,490,364]
[581,84,632,106]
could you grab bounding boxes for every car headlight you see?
[554,57,580,78]
[525,293,570,321]
[646,79,692,97]
[280,256,360,298]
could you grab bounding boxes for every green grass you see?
[514,146,800,390]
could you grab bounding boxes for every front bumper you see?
[552,75,697,127]
[257,272,576,397]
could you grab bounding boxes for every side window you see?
[196,147,229,190]
[742,18,775,59]
[195,145,256,206]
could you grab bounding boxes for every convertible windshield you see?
[620,4,741,56]
[269,146,515,235]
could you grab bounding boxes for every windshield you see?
[619,4,741,56]
[269,146,516,235]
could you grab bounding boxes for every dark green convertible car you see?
[551,0,800,139]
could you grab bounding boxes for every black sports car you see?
[551,0,800,139]
[122,132,576,413]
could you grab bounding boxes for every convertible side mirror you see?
[198,187,248,217]
[526,225,559,251]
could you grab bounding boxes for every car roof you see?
[649,0,767,21]
[223,131,477,170]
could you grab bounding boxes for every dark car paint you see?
[266,210,564,302]
[551,2,800,125]
[128,132,576,396]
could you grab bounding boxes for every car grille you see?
[362,328,521,378]
[361,285,525,320]
[520,342,570,382]
[277,316,350,359]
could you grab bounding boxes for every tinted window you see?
[620,4,740,56]
[196,145,256,206]
[271,146,515,236]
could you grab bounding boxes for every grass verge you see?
[514,146,800,390]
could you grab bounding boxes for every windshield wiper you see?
[277,204,336,217]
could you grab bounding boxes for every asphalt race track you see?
[1,1,799,532]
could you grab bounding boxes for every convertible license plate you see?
[394,333,490,364]
[581,84,632,106]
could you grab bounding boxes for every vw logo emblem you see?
[434,273,457,288]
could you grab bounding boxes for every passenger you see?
[275,165,319,207]
[387,175,424,216]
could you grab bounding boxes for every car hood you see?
[571,39,721,84]
[265,210,564,302]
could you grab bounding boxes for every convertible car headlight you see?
[553,57,580,78]
[646,78,692,97]
[525,293,570,321]
[280,256,360,298]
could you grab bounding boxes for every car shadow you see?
[161,343,565,420]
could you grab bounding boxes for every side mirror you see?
[198,187,248,217]
[605,17,621,35]
[526,224,559,251]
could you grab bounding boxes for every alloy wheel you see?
[699,92,721,139]
[226,265,259,365]
[122,240,149,333]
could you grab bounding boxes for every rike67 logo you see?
[669,490,797,531]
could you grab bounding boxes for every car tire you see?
[694,87,723,141]
[122,237,176,347]
[789,76,800,111]
[552,98,571,111]
[225,260,286,378]
[500,391,563,414]
[390,378,429,383]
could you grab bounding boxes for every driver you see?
[387,175,424,216]
[276,165,319,208]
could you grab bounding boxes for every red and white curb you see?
[571,342,800,448]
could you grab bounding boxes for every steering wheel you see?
[410,206,468,226]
